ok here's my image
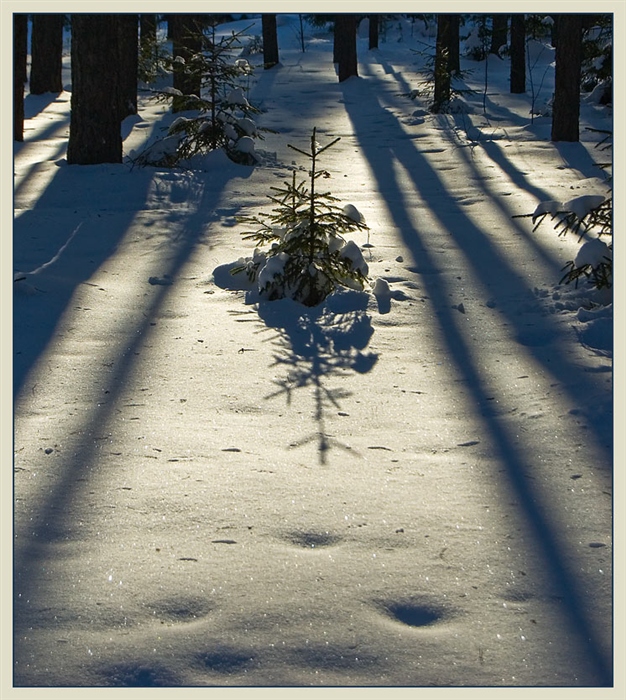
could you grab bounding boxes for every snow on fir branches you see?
[231,128,370,307]
[133,23,266,167]
[515,191,612,291]
[516,127,612,293]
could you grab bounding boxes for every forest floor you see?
[7,14,619,696]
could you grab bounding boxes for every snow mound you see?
[575,304,612,355]
[342,204,366,224]
[574,237,611,268]
[562,194,606,220]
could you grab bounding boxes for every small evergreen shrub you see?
[134,23,266,167]
[232,128,370,307]
[516,193,612,290]
[514,128,612,293]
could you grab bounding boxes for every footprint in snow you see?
[376,599,450,628]
[149,275,173,286]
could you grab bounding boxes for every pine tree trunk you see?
[30,14,64,95]
[117,14,138,120]
[139,14,157,68]
[262,14,279,68]
[433,14,451,112]
[140,14,157,45]
[13,13,27,142]
[510,14,526,93]
[490,14,509,55]
[448,14,460,74]
[551,14,582,142]
[369,15,379,50]
[67,15,122,164]
[335,15,358,82]
[170,14,203,112]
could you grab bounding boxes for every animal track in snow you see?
[194,647,255,674]
[147,595,212,623]
[283,530,343,549]
[376,598,449,628]
[104,662,181,687]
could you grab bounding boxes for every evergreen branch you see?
[315,136,341,154]
[287,144,314,159]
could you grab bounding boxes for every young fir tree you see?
[233,128,370,307]
[135,22,263,166]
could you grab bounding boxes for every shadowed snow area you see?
[11,15,614,690]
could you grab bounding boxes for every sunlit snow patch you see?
[562,194,606,220]
[574,237,611,268]
[342,204,366,224]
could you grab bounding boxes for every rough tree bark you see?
[140,14,157,49]
[335,14,358,82]
[67,15,122,164]
[448,14,460,74]
[432,14,452,112]
[490,14,509,56]
[551,14,582,142]
[170,14,203,112]
[30,14,64,95]
[369,14,379,50]
[262,14,279,68]
[510,14,526,93]
[14,14,28,142]
[117,14,138,120]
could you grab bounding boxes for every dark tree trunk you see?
[490,14,509,55]
[140,14,157,63]
[262,14,279,68]
[67,15,121,164]
[335,14,358,82]
[551,14,582,142]
[448,14,460,74]
[30,14,64,95]
[432,14,452,112]
[117,14,138,119]
[170,14,203,112]
[369,14,379,50]
[14,14,27,142]
[548,15,557,47]
[510,14,526,93]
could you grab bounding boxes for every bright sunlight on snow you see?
[10,13,616,692]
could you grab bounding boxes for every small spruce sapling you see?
[134,23,265,167]
[232,128,370,306]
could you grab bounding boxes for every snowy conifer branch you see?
[232,128,370,306]
[515,186,612,291]
[132,22,266,167]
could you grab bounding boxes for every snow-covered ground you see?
[7,13,619,693]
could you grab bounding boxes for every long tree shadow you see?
[23,91,63,119]
[344,79,612,459]
[433,113,611,284]
[259,293,378,464]
[341,78,612,685]
[13,158,252,681]
[212,271,379,465]
[449,109,610,198]
[13,160,155,397]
